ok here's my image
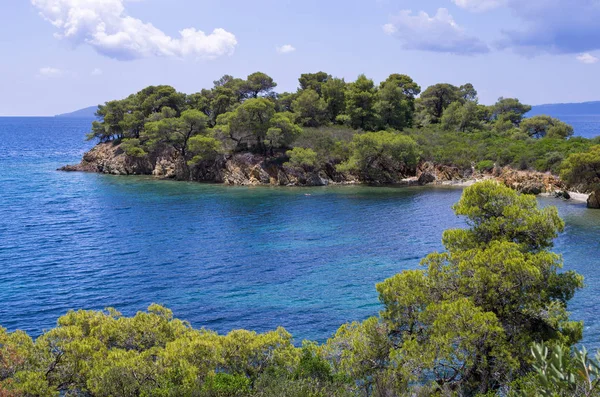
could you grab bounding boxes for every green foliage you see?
[322,77,347,122]
[444,180,566,252]
[521,115,574,139]
[407,126,593,172]
[338,131,419,182]
[120,138,147,158]
[561,145,600,191]
[244,72,277,99]
[292,89,328,127]
[298,72,330,96]
[476,159,495,172]
[493,97,532,127]
[417,83,463,123]
[285,147,319,171]
[510,342,600,396]
[344,75,377,131]
[374,74,421,130]
[375,182,583,394]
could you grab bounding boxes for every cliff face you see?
[61,143,591,205]
[60,143,358,186]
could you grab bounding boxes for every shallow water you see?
[0,117,599,348]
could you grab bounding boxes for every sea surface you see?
[0,117,599,348]
[556,114,600,139]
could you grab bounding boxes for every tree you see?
[143,109,210,179]
[136,85,186,117]
[521,115,574,139]
[244,72,277,99]
[493,97,532,127]
[298,72,331,96]
[345,75,377,131]
[217,98,276,154]
[374,74,421,131]
[459,83,478,102]
[275,92,297,113]
[322,78,347,122]
[88,100,127,142]
[264,112,302,154]
[375,181,583,394]
[441,101,484,132]
[417,83,461,123]
[292,89,328,127]
[337,131,419,182]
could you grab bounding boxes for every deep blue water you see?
[555,114,600,139]
[0,117,599,348]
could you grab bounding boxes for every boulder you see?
[418,172,437,185]
[588,191,600,209]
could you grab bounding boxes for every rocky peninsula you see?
[62,73,600,209]
[61,140,597,207]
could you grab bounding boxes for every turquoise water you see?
[0,118,599,348]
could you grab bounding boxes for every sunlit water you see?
[0,117,599,349]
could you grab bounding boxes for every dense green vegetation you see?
[1,182,591,396]
[86,72,600,183]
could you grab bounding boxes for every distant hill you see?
[529,101,600,116]
[55,106,98,118]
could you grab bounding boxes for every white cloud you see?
[383,8,489,55]
[31,0,238,61]
[576,53,599,64]
[37,67,62,78]
[452,0,507,12]
[276,44,296,54]
[91,68,103,76]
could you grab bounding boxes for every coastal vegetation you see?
[0,182,593,396]
[76,71,600,205]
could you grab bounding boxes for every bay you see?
[0,117,599,349]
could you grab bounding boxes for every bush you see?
[476,160,495,173]
[285,147,319,171]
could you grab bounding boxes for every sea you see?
[0,116,599,348]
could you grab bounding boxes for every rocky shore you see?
[61,142,597,208]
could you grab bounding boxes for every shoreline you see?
[61,142,596,207]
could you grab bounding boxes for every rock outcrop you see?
[61,143,595,209]
[495,168,564,195]
[588,191,600,209]
[416,162,467,185]
[60,142,153,175]
[61,144,356,186]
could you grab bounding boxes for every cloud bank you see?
[383,8,488,55]
[453,0,600,55]
[452,0,506,12]
[31,0,238,61]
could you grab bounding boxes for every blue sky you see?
[2,0,600,116]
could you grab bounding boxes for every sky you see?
[2,0,600,116]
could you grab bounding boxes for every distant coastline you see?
[55,106,98,119]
